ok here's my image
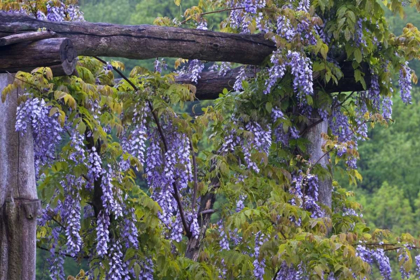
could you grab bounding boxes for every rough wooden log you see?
[0,73,39,280]
[176,67,256,99]
[0,14,371,91]
[0,38,77,76]
[0,12,275,65]
[176,63,369,100]
[0,30,55,46]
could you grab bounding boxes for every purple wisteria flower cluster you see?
[264,50,313,104]
[62,176,83,257]
[121,208,139,249]
[253,232,267,280]
[399,62,413,104]
[36,2,84,22]
[290,172,323,218]
[126,104,148,169]
[137,258,154,280]
[48,227,66,280]
[228,0,266,33]
[356,244,392,279]
[221,119,271,173]
[96,210,110,257]
[15,97,63,174]
[146,122,197,242]
[271,107,300,146]
[107,241,129,280]
[101,165,123,217]
[275,262,307,280]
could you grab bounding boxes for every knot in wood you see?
[21,199,41,220]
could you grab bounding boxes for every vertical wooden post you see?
[306,116,332,209]
[0,73,39,280]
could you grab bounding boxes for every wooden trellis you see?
[0,12,365,280]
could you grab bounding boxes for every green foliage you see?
[350,87,420,201]
[3,0,420,279]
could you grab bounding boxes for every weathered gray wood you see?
[0,14,371,92]
[176,67,257,99]
[0,12,275,65]
[0,73,39,280]
[0,30,55,46]
[0,38,77,75]
[305,112,332,209]
[176,64,368,100]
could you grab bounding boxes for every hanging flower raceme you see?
[62,176,83,257]
[101,165,123,217]
[15,97,63,174]
[48,227,65,280]
[275,261,306,280]
[253,232,267,280]
[399,62,413,104]
[96,210,110,257]
[107,241,129,280]
[88,147,102,181]
[126,104,147,169]
[121,208,139,249]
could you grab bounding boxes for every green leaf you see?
[265,102,272,113]
[134,263,141,279]
[354,49,362,63]
[320,44,329,59]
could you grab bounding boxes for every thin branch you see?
[190,140,199,211]
[201,7,244,16]
[199,209,215,215]
[334,91,356,110]
[93,56,191,238]
[299,118,323,137]
[279,228,288,240]
[46,211,66,230]
[180,7,244,24]
[37,245,90,259]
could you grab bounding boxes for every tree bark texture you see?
[0,30,55,46]
[0,13,275,65]
[0,74,40,280]
[177,63,369,100]
[176,67,257,100]
[0,14,370,93]
[305,112,332,208]
[0,38,77,75]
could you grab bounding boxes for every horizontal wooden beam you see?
[0,13,275,65]
[0,30,55,47]
[176,63,369,100]
[0,13,370,93]
[0,38,77,76]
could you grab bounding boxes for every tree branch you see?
[94,56,192,238]
[181,7,245,24]
[37,245,90,259]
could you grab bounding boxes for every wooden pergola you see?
[0,12,366,280]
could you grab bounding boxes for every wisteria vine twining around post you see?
[2,0,420,279]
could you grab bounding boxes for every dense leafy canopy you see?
[2,0,420,279]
